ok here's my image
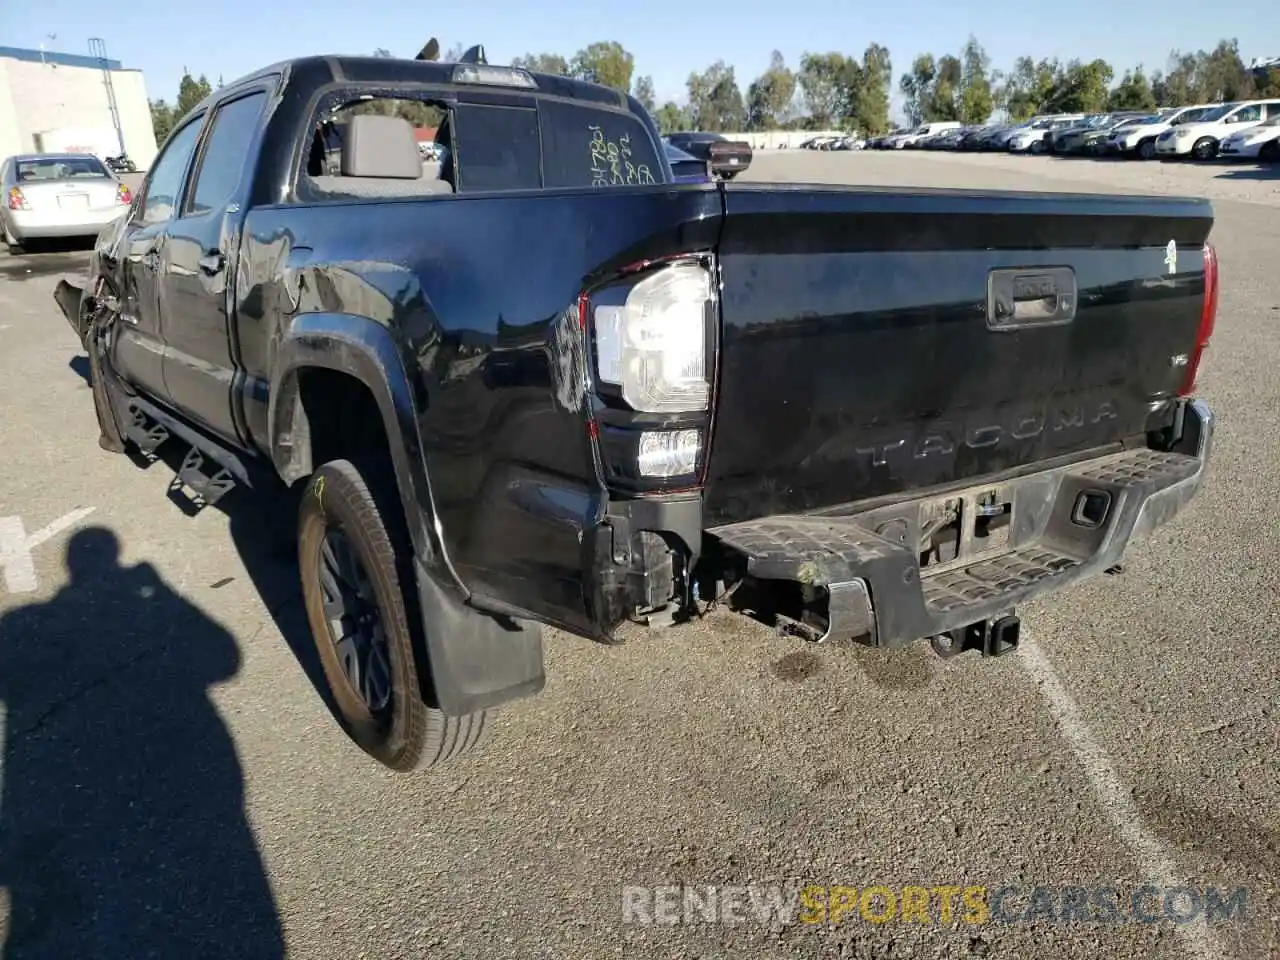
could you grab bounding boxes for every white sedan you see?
[1218,116,1280,162]
[1,153,132,253]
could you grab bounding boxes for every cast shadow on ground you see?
[0,527,285,959]
[1214,164,1280,181]
[62,358,326,714]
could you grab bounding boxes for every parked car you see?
[55,49,1220,775]
[0,153,132,253]
[1155,99,1280,160]
[1107,105,1219,159]
[1050,113,1149,155]
[1089,116,1160,155]
[664,131,752,179]
[892,121,963,149]
[1217,114,1280,162]
[1008,116,1084,152]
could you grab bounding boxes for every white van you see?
[1154,99,1280,159]
[892,121,962,148]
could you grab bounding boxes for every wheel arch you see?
[268,312,452,586]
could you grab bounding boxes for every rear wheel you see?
[297,458,487,771]
[1138,138,1157,160]
[1260,140,1280,163]
[1191,137,1217,161]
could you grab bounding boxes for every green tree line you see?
[148,37,1280,147]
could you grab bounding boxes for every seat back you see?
[310,113,454,198]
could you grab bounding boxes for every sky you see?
[3,0,1278,124]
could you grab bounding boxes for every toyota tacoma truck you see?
[55,48,1219,773]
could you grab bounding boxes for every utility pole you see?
[88,37,126,156]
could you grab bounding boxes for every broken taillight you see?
[579,255,718,492]
[1180,242,1218,397]
[7,187,28,211]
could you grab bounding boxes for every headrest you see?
[341,115,422,179]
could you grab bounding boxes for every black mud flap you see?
[412,557,545,716]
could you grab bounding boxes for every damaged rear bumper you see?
[709,398,1215,648]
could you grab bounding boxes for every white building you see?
[0,44,158,170]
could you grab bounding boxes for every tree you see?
[899,54,937,126]
[176,70,213,117]
[853,44,892,136]
[998,56,1061,121]
[654,102,691,134]
[958,37,994,124]
[633,75,656,114]
[1108,67,1157,111]
[1199,39,1253,100]
[1258,67,1280,98]
[511,53,569,76]
[1045,58,1113,113]
[686,61,746,131]
[797,52,852,128]
[930,55,963,121]
[571,41,634,94]
[150,100,176,145]
[745,51,796,130]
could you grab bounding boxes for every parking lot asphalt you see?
[0,154,1276,960]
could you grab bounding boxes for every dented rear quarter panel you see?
[235,186,722,634]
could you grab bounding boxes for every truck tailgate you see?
[703,184,1214,526]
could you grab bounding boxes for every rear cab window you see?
[538,99,660,188]
[295,85,666,202]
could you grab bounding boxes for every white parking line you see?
[0,507,97,595]
[1020,639,1226,960]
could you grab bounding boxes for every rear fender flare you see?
[267,312,453,584]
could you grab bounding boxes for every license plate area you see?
[57,193,90,210]
[915,487,1014,575]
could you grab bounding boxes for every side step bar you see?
[118,394,256,509]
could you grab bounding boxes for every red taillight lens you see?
[7,186,28,210]
[116,183,132,205]
[1180,242,1218,397]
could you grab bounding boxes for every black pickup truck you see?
[55,50,1219,773]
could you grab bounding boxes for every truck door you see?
[111,116,204,401]
[158,88,269,447]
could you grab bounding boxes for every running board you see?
[117,395,256,510]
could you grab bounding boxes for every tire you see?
[1260,141,1280,163]
[1029,140,1045,155]
[298,458,487,771]
[1138,139,1157,160]
[1191,137,1217,161]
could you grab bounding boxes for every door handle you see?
[198,250,226,275]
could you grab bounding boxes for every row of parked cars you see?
[860,99,1280,163]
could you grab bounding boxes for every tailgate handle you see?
[987,267,1077,331]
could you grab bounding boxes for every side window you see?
[140,120,202,225]
[452,104,541,193]
[1266,102,1280,120]
[539,100,661,188]
[1232,105,1262,123]
[187,92,267,216]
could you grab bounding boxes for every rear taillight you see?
[1180,242,1218,396]
[7,187,28,211]
[116,183,132,205]
[580,256,717,490]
